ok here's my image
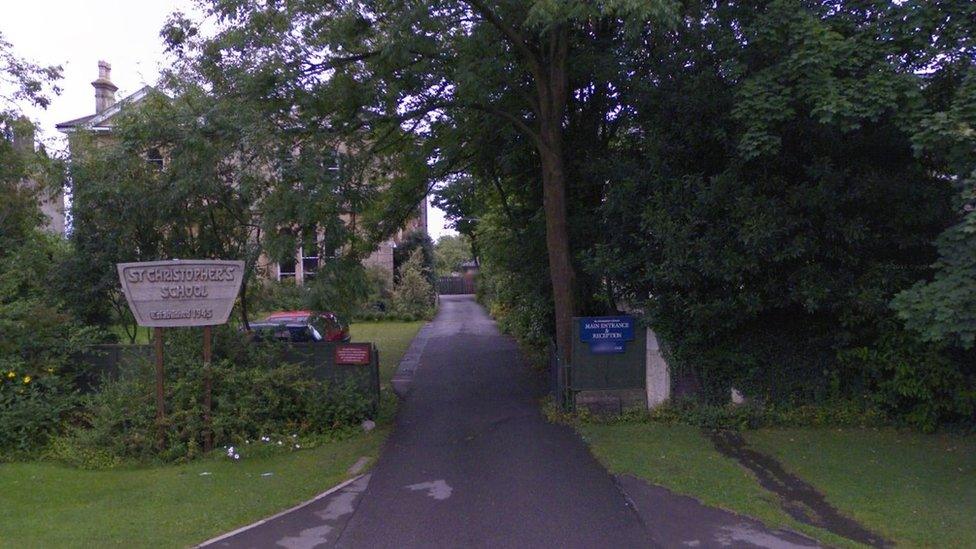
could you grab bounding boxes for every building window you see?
[147,148,163,169]
[302,253,319,279]
[278,255,296,281]
[300,227,319,280]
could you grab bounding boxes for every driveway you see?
[204,295,817,549]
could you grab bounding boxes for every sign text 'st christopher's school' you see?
[117,260,245,327]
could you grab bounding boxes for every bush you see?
[836,326,976,432]
[359,265,393,316]
[0,229,99,459]
[249,278,306,313]
[54,328,375,465]
[475,211,553,352]
[552,396,888,432]
[391,249,435,319]
[0,371,77,460]
[393,229,435,286]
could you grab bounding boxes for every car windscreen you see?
[249,322,322,342]
[263,316,306,323]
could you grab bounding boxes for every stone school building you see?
[56,62,427,283]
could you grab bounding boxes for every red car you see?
[250,310,351,343]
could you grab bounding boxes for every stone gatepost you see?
[645,329,671,409]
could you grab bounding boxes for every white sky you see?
[2,0,455,239]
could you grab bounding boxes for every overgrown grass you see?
[0,429,386,548]
[746,428,976,548]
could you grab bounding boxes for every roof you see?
[55,85,156,133]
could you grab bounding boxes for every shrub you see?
[836,326,976,432]
[391,249,435,319]
[55,328,375,465]
[249,278,306,313]
[393,229,436,285]
[360,265,393,315]
[0,370,77,459]
[0,230,99,459]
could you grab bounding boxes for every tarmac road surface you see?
[204,295,818,549]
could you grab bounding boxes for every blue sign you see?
[579,316,635,354]
[579,316,635,343]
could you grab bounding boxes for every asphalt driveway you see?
[204,295,818,549]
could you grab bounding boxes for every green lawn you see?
[745,428,976,548]
[0,430,386,548]
[581,422,976,548]
[0,320,424,548]
[351,320,425,384]
[579,423,853,546]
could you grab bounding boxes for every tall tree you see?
[164,0,676,359]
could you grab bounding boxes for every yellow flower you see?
[6,371,14,379]
[23,376,31,384]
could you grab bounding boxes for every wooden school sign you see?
[117,260,245,327]
[116,259,244,452]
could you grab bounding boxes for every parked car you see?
[247,310,351,343]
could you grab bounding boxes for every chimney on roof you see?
[91,60,118,114]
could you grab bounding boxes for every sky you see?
[2,0,455,239]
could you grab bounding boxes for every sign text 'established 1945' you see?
[117,260,245,327]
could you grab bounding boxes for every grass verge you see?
[0,429,386,548]
[351,320,425,384]
[581,423,858,547]
[0,320,424,548]
[745,428,976,548]
[581,421,975,548]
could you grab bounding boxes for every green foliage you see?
[58,328,374,465]
[836,327,976,432]
[249,279,306,314]
[301,258,371,321]
[0,44,100,457]
[597,0,964,412]
[893,68,976,348]
[557,397,885,433]
[477,212,553,350]
[391,249,436,319]
[0,373,76,460]
[249,260,371,321]
[394,230,436,285]
[433,234,472,276]
[361,264,393,314]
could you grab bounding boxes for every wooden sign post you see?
[117,260,245,453]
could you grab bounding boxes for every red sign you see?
[334,343,372,365]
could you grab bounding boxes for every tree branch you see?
[463,0,541,76]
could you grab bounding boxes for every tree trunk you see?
[536,29,575,362]
[239,270,251,330]
[540,141,576,362]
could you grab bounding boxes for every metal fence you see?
[72,341,381,414]
[551,323,649,413]
[437,276,475,295]
[550,340,574,412]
